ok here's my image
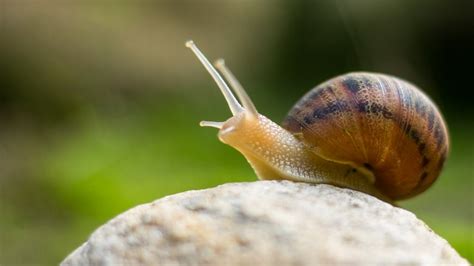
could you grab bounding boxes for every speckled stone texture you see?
[62,181,468,266]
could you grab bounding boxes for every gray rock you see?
[62,181,468,266]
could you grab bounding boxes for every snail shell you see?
[282,72,449,200]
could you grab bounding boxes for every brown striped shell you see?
[282,72,449,200]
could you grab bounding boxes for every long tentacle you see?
[214,59,258,117]
[186,41,243,115]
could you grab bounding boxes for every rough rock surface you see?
[62,181,468,266]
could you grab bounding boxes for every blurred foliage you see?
[0,0,473,264]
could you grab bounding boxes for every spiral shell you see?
[282,72,449,200]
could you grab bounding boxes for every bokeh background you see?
[1,0,473,264]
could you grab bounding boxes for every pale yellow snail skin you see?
[185,40,448,203]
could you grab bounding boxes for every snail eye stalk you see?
[214,59,258,117]
[186,40,243,116]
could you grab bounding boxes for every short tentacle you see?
[200,120,224,129]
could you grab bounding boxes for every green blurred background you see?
[1,0,473,264]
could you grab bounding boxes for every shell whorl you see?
[282,72,449,200]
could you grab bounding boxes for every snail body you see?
[186,41,449,202]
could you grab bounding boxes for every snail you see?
[185,40,449,202]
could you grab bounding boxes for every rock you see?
[61,181,468,266]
